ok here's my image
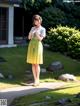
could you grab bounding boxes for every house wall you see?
[0,3,17,47]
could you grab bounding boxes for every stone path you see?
[0,82,65,106]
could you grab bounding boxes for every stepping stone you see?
[47,61,64,72]
[59,73,77,82]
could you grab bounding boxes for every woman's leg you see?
[32,64,40,85]
[35,64,40,84]
[32,64,37,83]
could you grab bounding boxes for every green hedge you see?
[46,26,80,59]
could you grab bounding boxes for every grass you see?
[11,82,80,106]
[0,46,80,89]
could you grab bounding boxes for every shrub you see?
[46,26,80,59]
[68,32,80,59]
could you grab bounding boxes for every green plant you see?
[46,26,80,59]
[68,32,80,59]
[22,0,51,12]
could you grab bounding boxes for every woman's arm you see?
[28,27,34,40]
[36,34,44,41]
[28,33,32,40]
[36,28,46,41]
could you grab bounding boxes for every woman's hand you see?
[35,32,43,41]
[28,33,33,40]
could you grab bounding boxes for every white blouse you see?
[29,26,46,38]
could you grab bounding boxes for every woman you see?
[27,14,46,86]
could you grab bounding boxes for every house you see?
[0,0,22,48]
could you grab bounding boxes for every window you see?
[0,7,8,44]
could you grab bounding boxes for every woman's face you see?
[33,19,41,27]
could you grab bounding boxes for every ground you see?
[11,82,80,106]
[0,46,80,106]
[0,46,80,89]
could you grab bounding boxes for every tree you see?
[21,0,51,12]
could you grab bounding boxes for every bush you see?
[68,32,80,59]
[46,26,80,59]
[40,6,67,29]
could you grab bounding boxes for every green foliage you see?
[22,0,51,12]
[40,6,67,29]
[68,32,80,59]
[52,0,80,28]
[46,26,80,59]
[40,0,80,29]
[21,0,80,32]
[21,0,33,11]
[33,0,51,12]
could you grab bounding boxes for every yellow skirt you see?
[27,38,43,64]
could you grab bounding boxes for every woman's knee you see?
[35,64,39,67]
[32,64,39,67]
[32,64,35,67]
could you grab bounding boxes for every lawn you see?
[0,46,80,89]
[11,82,80,106]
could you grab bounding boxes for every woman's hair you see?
[32,14,42,24]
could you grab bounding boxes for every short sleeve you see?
[40,28,46,38]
